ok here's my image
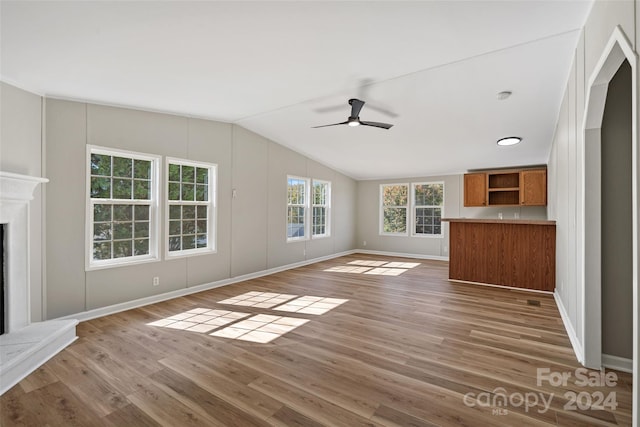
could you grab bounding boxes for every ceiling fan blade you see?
[311,121,349,128]
[364,104,399,118]
[348,98,365,118]
[314,105,345,114]
[360,121,393,129]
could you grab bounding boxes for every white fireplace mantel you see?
[0,171,48,202]
[0,171,78,395]
[0,171,48,332]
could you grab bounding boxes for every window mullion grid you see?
[168,199,208,252]
[90,199,153,262]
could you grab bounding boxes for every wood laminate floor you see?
[1,254,633,426]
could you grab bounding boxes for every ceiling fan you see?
[312,98,393,129]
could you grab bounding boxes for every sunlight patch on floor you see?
[148,291,349,343]
[324,265,372,274]
[347,260,388,267]
[324,260,420,276]
[217,291,297,308]
[274,296,349,315]
[365,267,408,276]
[146,308,250,333]
[210,314,309,343]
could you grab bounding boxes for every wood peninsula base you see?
[443,218,556,292]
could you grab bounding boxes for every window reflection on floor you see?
[273,296,348,315]
[146,308,250,333]
[217,291,297,308]
[347,260,388,267]
[148,292,349,343]
[324,265,372,273]
[210,314,309,343]
[324,260,420,276]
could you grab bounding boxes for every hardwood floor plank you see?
[102,403,162,427]
[371,404,441,427]
[1,381,102,426]
[148,368,272,427]
[268,405,328,427]
[127,382,224,427]
[157,354,283,419]
[45,351,130,417]
[248,375,383,427]
[0,254,632,426]
[16,364,59,393]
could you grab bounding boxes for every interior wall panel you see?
[45,99,87,318]
[230,126,269,277]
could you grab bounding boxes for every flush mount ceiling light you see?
[497,136,522,146]
[497,91,512,100]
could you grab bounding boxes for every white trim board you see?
[450,279,553,295]
[58,250,355,323]
[56,249,450,323]
[355,249,448,262]
[602,354,633,374]
[554,290,585,365]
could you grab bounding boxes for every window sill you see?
[166,248,217,259]
[86,255,160,271]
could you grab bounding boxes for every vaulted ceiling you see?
[1,1,592,179]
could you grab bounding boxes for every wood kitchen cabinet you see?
[520,169,547,206]
[463,167,547,207]
[463,173,487,206]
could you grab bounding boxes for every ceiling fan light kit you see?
[313,98,393,130]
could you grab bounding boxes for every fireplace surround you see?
[0,171,77,395]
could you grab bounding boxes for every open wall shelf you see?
[464,168,547,207]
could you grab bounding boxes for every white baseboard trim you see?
[449,279,553,294]
[602,354,633,373]
[554,291,584,364]
[57,250,357,323]
[355,249,448,262]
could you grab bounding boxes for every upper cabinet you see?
[463,167,547,207]
[519,169,547,206]
[463,173,487,207]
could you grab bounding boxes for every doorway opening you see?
[582,26,637,425]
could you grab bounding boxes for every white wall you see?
[548,0,636,353]
[0,82,44,322]
[43,99,357,318]
[548,0,637,373]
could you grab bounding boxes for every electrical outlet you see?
[443,245,448,253]
[152,277,160,286]
[363,240,367,246]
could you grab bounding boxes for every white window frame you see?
[85,145,161,271]
[165,157,217,258]
[379,183,409,236]
[411,181,445,238]
[311,179,331,239]
[287,175,310,242]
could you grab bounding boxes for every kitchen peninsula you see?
[443,218,556,292]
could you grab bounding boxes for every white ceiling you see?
[1,1,592,180]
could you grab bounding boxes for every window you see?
[287,176,309,241]
[87,146,160,269]
[412,182,444,237]
[167,158,216,256]
[312,180,330,237]
[287,176,331,242]
[380,184,408,235]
